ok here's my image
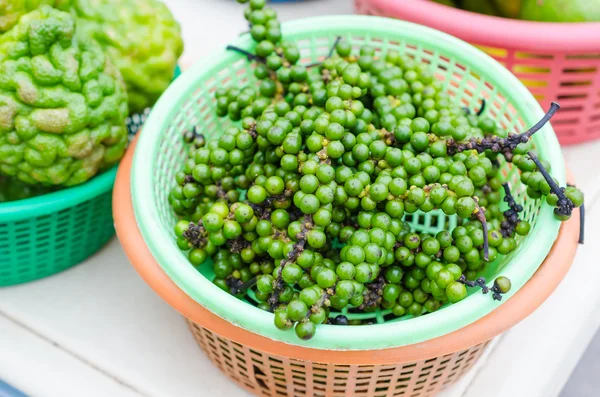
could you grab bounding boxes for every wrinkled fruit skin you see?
[0,0,71,33]
[0,6,129,186]
[63,0,184,114]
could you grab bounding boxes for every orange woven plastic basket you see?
[114,140,580,397]
[355,0,600,145]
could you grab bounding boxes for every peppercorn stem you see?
[448,102,560,157]
[303,288,333,322]
[476,99,486,116]
[306,36,342,68]
[230,276,257,295]
[522,102,560,140]
[267,215,313,309]
[473,198,490,261]
[328,36,342,57]
[226,45,266,63]
[527,151,567,202]
[502,183,516,206]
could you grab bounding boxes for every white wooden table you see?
[2,1,600,396]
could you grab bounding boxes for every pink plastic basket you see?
[355,0,600,145]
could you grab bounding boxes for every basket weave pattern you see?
[355,0,600,145]
[187,319,490,397]
[0,191,114,286]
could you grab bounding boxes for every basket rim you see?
[363,0,600,52]
[0,167,117,223]
[131,14,566,350]
[116,139,580,363]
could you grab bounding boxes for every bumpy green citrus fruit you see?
[0,6,129,186]
[62,0,184,114]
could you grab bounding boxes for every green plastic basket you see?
[0,66,182,287]
[131,16,565,350]
[0,169,117,286]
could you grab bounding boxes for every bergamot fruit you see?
[62,0,184,114]
[0,6,129,186]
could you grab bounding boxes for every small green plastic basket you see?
[132,16,565,349]
[0,169,118,286]
[0,67,181,287]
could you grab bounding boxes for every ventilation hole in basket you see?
[232,347,244,356]
[558,93,588,100]
[560,105,585,113]
[252,365,269,390]
[567,53,600,60]
[590,114,600,122]
[513,65,551,74]
[521,79,548,88]
[15,239,30,247]
[561,80,593,87]
[11,268,28,277]
[515,52,553,60]
[268,357,283,365]
[564,66,598,74]
[381,313,397,322]
[561,129,577,136]
[552,118,579,125]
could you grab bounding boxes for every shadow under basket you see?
[355,0,600,145]
[114,137,580,397]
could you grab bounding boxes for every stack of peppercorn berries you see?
[169,0,584,340]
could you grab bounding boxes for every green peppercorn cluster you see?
[169,0,583,341]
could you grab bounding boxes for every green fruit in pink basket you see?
[520,0,600,22]
[491,0,522,18]
[431,0,457,7]
[460,0,501,16]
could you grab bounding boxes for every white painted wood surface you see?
[1,1,599,396]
